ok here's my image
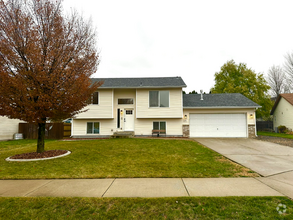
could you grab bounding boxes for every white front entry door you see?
[189,113,247,137]
[124,109,134,131]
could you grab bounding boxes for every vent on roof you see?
[200,90,203,100]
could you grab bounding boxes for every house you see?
[270,93,293,132]
[72,77,260,138]
[0,116,23,140]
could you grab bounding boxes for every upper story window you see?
[90,92,99,104]
[118,98,134,105]
[149,91,169,107]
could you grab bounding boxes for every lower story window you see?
[153,121,166,134]
[87,122,100,134]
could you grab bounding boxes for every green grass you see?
[0,138,257,179]
[0,197,292,219]
[258,131,293,139]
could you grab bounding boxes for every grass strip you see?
[258,131,293,139]
[0,197,292,219]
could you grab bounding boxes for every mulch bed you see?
[256,135,293,148]
[10,150,68,160]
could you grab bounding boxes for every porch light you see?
[184,115,187,119]
[250,113,253,119]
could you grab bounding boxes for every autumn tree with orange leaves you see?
[0,0,102,153]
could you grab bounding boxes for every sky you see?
[63,0,293,93]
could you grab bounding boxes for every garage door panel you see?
[190,114,247,137]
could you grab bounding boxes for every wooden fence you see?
[19,123,71,139]
[256,121,274,132]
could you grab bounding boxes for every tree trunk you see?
[37,121,46,153]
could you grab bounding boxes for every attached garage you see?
[183,93,261,138]
[189,113,247,137]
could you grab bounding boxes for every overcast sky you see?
[63,0,293,93]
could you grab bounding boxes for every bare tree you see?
[284,51,293,91]
[267,65,289,97]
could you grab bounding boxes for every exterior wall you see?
[273,98,293,131]
[75,89,113,119]
[72,88,184,137]
[0,116,23,140]
[248,125,256,138]
[182,125,189,137]
[72,118,183,137]
[136,88,183,118]
[72,119,116,136]
[135,118,183,136]
[183,108,257,138]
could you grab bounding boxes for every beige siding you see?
[135,118,183,135]
[72,118,183,136]
[72,119,116,136]
[0,116,23,140]
[136,88,183,118]
[183,108,256,125]
[273,98,293,130]
[75,89,113,119]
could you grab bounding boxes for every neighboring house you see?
[0,116,23,140]
[72,77,260,138]
[271,93,293,131]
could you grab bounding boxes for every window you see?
[149,91,169,107]
[153,121,166,134]
[89,92,99,104]
[118,98,133,105]
[87,122,100,134]
[126,110,133,115]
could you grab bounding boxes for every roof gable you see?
[91,77,187,88]
[183,93,260,108]
[270,93,293,115]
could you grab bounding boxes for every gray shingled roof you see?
[183,93,261,108]
[91,77,186,88]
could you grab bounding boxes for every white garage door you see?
[190,114,247,137]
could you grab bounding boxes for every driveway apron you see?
[194,138,293,199]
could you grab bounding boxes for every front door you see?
[124,109,134,131]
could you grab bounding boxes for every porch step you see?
[111,131,135,138]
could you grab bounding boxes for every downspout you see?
[254,108,258,137]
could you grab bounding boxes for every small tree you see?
[211,60,273,119]
[267,65,289,97]
[0,0,102,152]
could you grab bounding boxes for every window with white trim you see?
[149,91,169,107]
[153,121,166,134]
[118,98,133,105]
[87,122,100,134]
[91,92,99,104]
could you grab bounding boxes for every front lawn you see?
[0,197,292,219]
[0,138,257,179]
[258,131,293,139]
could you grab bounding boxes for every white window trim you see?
[149,91,170,108]
[117,98,134,105]
[86,122,100,134]
[153,121,167,134]
[91,92,99,105]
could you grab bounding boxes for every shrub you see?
[278,125,287,133]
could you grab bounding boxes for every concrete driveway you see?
[194,138,293,199]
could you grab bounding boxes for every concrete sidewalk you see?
[0,178,284,198]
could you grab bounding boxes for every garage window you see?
[87,122,100,134]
